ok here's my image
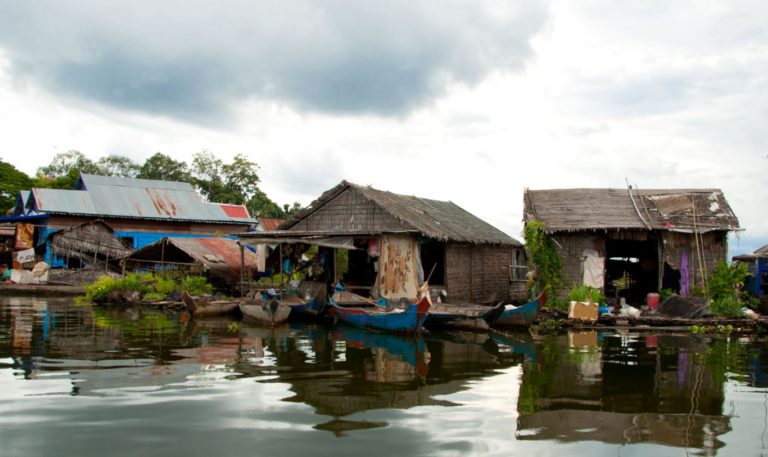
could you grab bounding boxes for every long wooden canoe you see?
[490,292,546,327]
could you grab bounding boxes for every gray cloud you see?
[0,0,549,122]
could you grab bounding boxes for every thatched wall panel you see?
[289,189,412,233]
[552,233,605,299]
[445,244,512,302]
[662,231,727,290]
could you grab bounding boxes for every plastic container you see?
[646,293,660,309]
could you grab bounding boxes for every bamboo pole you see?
[239,242,245,298]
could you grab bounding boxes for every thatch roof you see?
[280,181,520,246]
[48,220,133,260]
[124,237,260,281]
[524,188,740,234]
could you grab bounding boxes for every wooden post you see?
[160,238,166,276]
[279,243,284,297]
[239,242,245,298]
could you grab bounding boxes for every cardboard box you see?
[569,300,598,321]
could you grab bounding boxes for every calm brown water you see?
[1,295,767,457]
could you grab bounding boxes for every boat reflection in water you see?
[232,322,528,436]
[3,296,766,455]
[516,330,735,453]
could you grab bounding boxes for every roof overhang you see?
[237,229,418,249]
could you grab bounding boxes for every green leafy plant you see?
[179,275,214,296]
[660,288,675,301]
[707,261,751,318]
[524,221,563,308]
[567,284,605,304]
[142,292,166,301]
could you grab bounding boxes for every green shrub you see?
[707,261,751,318]
[567,284,605,304]
[83,275,122,301]
[709,261,750,302]
[142,292,166,301]
[154,276,176,295]
[179,275,213,296]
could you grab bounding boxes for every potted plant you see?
[567,284,605,321]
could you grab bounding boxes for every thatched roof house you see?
[241,181,525,303]
[524,187,740,304]
[48,220,133,266]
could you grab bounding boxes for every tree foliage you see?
[95,155,139,177]
[0,159,33,213]
[137,152,192,182]
[524,220,563,307]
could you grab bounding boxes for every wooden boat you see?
[181,291,240,316]
[490,292,546,327]
[239,297,292,326]
[328,295,431,333]
[425,302,505,331]
[278,293,327,319]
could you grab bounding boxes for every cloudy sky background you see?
[0,0,765,255]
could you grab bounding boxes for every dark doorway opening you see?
[604,238,659,306]
[419,240,445,286]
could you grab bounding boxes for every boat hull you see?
[239,299,291,326]
[181,291,239,316]
[425,302,504,331]
[491,292,546,327]
[329,296,430,333]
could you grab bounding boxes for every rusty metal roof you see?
[125,237,260,280]
[258,218,285,232]
[524,188,740,233]
[29,174,254,224]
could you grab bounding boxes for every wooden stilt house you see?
[524,188,740,305]
[239,181,525,303]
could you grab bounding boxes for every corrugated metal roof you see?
[258,218,284,232]
[280,181,520,246]
[126,237,260,280]
[524,188,740,233]
[218,204,251,219]
[31,188,97,214]
[77,174,193,192]
[30,174,254,224]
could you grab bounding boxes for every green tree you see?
[95,155,139,177]
[38,150,100,178]
[0,159,33,213]
[191,150,227,201]
[35,150,101,189]
[137,153,192,182]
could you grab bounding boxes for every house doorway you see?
[604,238,659,306]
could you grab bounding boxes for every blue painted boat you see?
[490,292,546,327]
[328,296,431,334]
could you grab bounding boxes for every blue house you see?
[4,173,256,267]
[734,244,768,313]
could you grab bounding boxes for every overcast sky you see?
[0,0,765,255]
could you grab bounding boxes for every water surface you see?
[1,296,767,456]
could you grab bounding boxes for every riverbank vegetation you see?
[81,273,215,303]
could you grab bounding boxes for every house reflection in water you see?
[517,331,732,454]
